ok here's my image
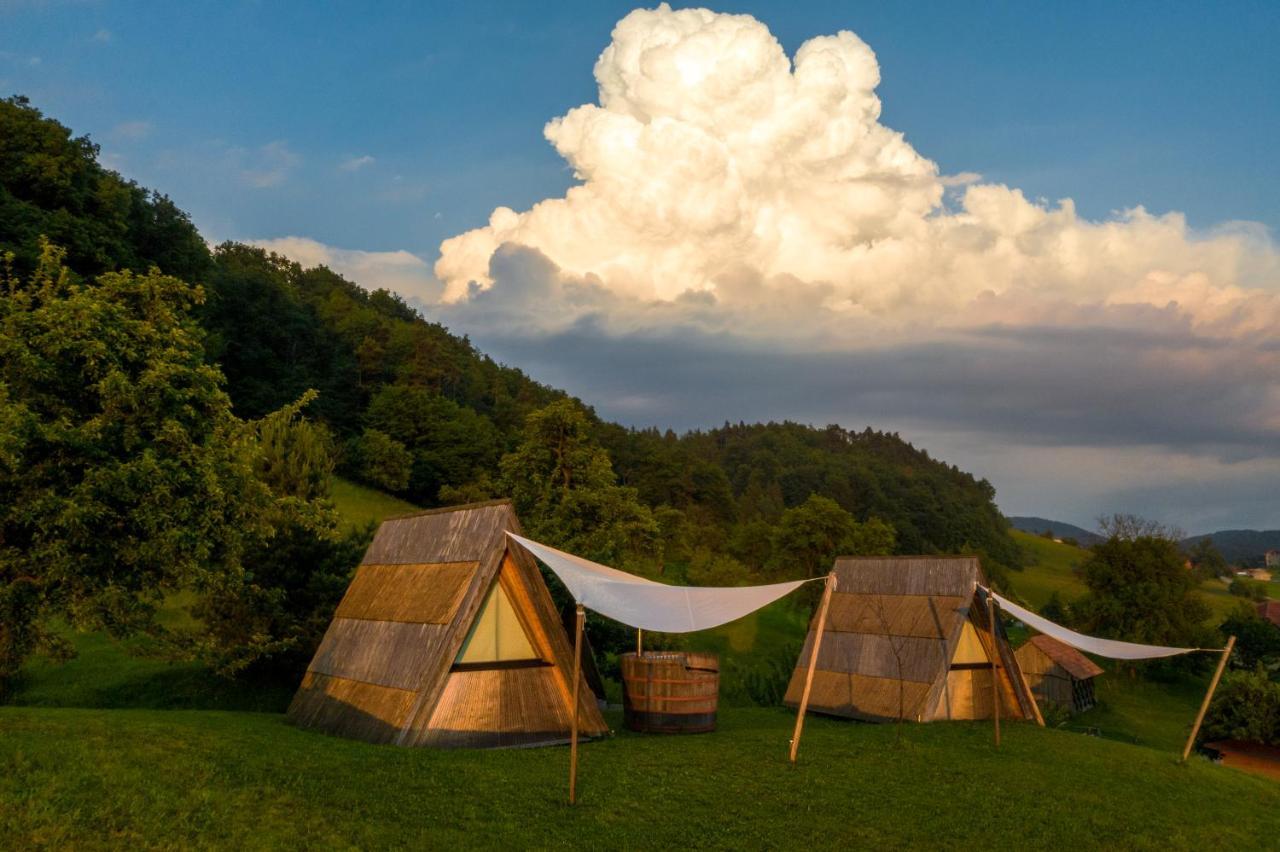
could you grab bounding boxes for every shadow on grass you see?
[7,630,295,714]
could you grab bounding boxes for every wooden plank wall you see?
[785,557,1036,724]
[398,506,606,746]
[290,503,511,745]
[421,667,578,749]
[1015,645,1075,708]
[287,672,418,744]
[784,567,970,721]
[831,557,980,597]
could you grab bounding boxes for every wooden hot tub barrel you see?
[620,651,720,733]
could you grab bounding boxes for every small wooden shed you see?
[1015,634,1104,713]
[288,500,608,748]
[783,557,1038,723]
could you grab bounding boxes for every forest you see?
[0,94,1030,690]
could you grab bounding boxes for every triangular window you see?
[454,581,540,666]
[950,620,993,667]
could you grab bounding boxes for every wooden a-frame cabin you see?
[288,500,608,748]
[784,556,1038,723]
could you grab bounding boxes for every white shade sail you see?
[507,532,810,633]
[990,590,1216,659]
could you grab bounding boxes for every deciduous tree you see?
[500,399,659,569]
[768,494,894,580]
[1074,534,1210,649]
[0,241,264,692]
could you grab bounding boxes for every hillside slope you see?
[1007,529,1090,607]
[1182,529,1280,565]
[1008,516,1102,546]
[1008,530,1248,620]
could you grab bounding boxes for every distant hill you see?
[1007,516,1103,546]
[1181,530,1280,566]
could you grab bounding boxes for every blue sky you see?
[5,1,1277,250]
[4,2,1279,531]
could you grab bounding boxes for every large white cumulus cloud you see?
[438,5,941,307]
[410,4,1280,527]
[435,4,1280,345]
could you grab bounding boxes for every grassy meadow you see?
[1006,530,1089,607]
[329,477,420,531]
[3,705,1277,850]
[3,502,1276,849]
[1006,529,1256,622]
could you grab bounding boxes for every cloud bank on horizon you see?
[261,5,1280,528]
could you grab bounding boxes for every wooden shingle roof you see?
[1026,634,1104,680]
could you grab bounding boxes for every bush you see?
[1201,667,1280,746]
[190,395,368,678]
[0,241,265,693]
[1041,592,1072,626]
[686,548,749,587]
[1228,578,1267,601]
[719,636,802,707]
[1220,607,1280,670]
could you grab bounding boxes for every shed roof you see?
[1258,600,1280,627]
[1026,634,1104,680]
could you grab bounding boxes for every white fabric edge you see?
[989,589,1215,659]
[506,531,812,632]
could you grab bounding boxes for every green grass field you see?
[1007,530,1089,607]
[329,476,420,530]
[1071,673,1211,752]
[6,627,293,714]
[4,502,1276,848]
[3,705,1276,850]
[1007,530,1260,622]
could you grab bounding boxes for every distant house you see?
[1014,634,1104,713]
[1266,550,1280,569]
[1258,601,1280,628]
[1247,568,1274,582]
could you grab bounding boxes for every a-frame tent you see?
[783,556,1037,722]
[288,500,608,748]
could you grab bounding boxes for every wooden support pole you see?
[637,627,643,657]
[790,572,836,765]
[1181,635,1235,763]
[1015,645,1046,728]
[986,593,1000,749]
[569,603,584,805]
